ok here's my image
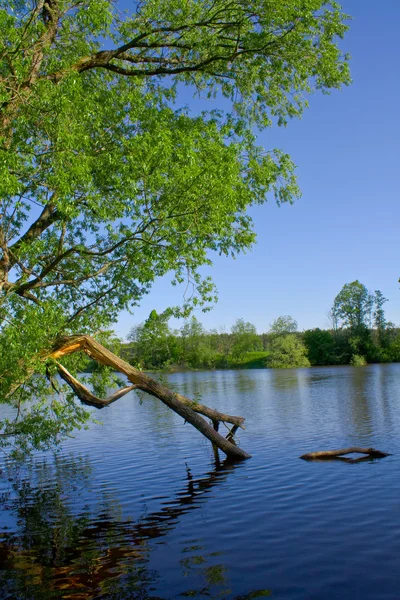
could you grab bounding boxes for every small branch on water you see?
[300,447,391,461]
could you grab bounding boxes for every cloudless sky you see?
[115,1,400,338]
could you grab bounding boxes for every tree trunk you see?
[49,335,251,461]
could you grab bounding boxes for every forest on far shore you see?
[112,281,400,371]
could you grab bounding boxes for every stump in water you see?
[300,447,390,461]
[47,335,251,461]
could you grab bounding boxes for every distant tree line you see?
[120,281,400,370]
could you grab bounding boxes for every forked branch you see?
[56,362,139,409]
[48,335,250,460]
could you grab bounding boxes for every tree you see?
[386,329,400,362]
[303,328,336,365]
[208,326,232,357]
[331,281,375,361]
[128,310,175,368]
[373,290,388,347]
[180,316,213,367]
[0,0,350,454]
[332,281,374,330]
[269,315,298,336]
[230,319,260,359]
[267,315,308,367]
[268,334,310,368]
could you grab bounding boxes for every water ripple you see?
[1,365,400,599]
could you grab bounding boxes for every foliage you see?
[269,315,298,335]
[267,334,310,369]
[128,309,176,368]
[329,282,396,359]
[0,0,351,453]
[303,284,400,366]
[347,324,374,360]
[122,284,400,372]
[125,313,266,369]
[332,281,374,330]
[373,291,387,336]
[350,354,367,367]
[383,329,400,363]
[230,319,261,359]
[303,328,337,365]
[215,350,270,369]
[180,317,215,368]
[123,287,400,370]
[372,290,395,350]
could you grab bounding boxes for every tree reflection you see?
[269,368,302,391]
[0,454,269,599]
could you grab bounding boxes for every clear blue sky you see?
[115,1,400,338]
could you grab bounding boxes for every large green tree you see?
[331,281,375,361]
[332,281,374,330]
[0,0,350,453]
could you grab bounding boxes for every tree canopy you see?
[0,0,351,454]
[269,315,298,336]
[230,318,260,359]
[268,334,310,369]
[332,281,374,330]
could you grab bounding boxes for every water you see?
[1,364,400,599]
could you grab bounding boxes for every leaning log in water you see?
[47,335,251,461]
[300,447,390,460]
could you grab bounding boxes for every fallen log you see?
[300,447,390,461]
[47,335,251,461]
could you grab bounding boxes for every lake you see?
[1,364,400,599]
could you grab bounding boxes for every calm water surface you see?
[1,364,400,599]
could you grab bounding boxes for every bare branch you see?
[56,362,139,409]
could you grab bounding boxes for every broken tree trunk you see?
[48,335,251,461]
[300,447,390,460]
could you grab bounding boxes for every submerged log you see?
[300,447,390,461]
[48,335,251,461]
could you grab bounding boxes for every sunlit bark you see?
[49,335,251,460]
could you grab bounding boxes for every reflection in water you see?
[269,368,304,391]
[346,367,374,438]
[1,365,400,599]
[169,370,258,400]
[231,371,258,393]
[377,365,395,431]
[0,455,268,600]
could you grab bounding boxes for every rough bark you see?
[48,335,251,460]
[300,447,390,460]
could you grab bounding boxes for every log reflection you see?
[0,455,237,599]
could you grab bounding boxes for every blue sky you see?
[115,1,400,338]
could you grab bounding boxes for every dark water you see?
[1,364,400,599]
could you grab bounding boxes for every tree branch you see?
[49,334,249,459]
[6,199,60,268]
[15,260,115,294]
[56,362,139,409]
[67,284,119,324]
